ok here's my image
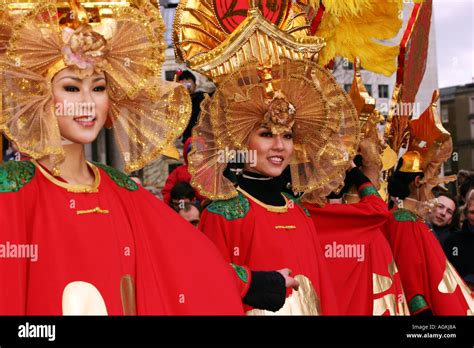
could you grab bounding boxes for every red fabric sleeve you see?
[199,208,255,298]
[0,178,38,314]
[304,187,388,231]
[385,211,474,315]
[123,186,245,314]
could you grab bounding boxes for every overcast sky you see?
[433,0,474,87]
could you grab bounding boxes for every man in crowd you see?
[169,181,197,212]
[178,202,201,227]
[426,192,458,247]
[177,70,206,144]
[444,190,474,289]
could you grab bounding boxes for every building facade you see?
[440,83,474,174]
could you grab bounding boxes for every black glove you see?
[243,271,286,312]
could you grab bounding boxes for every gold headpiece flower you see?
[0,0,191,172]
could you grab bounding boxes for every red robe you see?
[304,184,409,315]
[0,160,244,315]
[384,207,474,315]
[199,188,339,315]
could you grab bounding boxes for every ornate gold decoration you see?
[399,90,457,201]
[175,0,360,202]
[173,0,312,67]
[438,260,474,315]
[0,0,191,173]
[32,159,101,193]
[76,206,110,215]
[178,5,325,82]
[189,60,359,202]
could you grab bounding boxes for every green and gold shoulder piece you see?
[0,160,36,193]
[206,193,250,220]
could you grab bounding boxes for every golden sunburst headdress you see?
[174,0,361,204]
[0,0,191,172]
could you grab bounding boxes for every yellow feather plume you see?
[314,0,403,76]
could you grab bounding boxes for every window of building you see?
[364,84,372,96]
[344,84,352,93]
[441,105,449,123]
[471,119,474,139]
[378,85,389,99]
[470,96,474,114]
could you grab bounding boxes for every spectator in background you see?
[444,190,474,289]
[169,181,196,212]
[457,170,474,206]
[426,192,459,247]
[161,136,205,205]
[176,70,206,144]
[178,202,201,227]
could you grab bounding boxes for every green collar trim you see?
[359,185,381,199]
[393,208,418,222]
[92,162,138,192]
[282,192,310,217]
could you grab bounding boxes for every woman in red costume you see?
[383,96,474,315]
[304,159,409,315]
[181,8,360,313]
[0,1,244,315]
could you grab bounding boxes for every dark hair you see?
[170,182,195,200]
[387,159,424,200]
[458,170,474,205]
[180,201,200,214]
[177,70,196,83]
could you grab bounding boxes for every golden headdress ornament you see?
[174,0,360,204]
[0,0,191,172]
[399,90,456,201]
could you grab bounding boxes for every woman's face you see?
[52,68,109,145]
[245,126,294,177]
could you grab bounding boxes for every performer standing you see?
[0,0,244,315]
[174,1,360,314]
[384,93,474,315]
[303,61,408,315]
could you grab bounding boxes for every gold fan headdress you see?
[174,0,360,204]
[0,0,191,172]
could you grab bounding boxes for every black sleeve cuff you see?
[243,271,286,312]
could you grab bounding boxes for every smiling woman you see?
[0,0,244,315]
[52,70,109,146]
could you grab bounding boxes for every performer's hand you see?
[277,268,299,290]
